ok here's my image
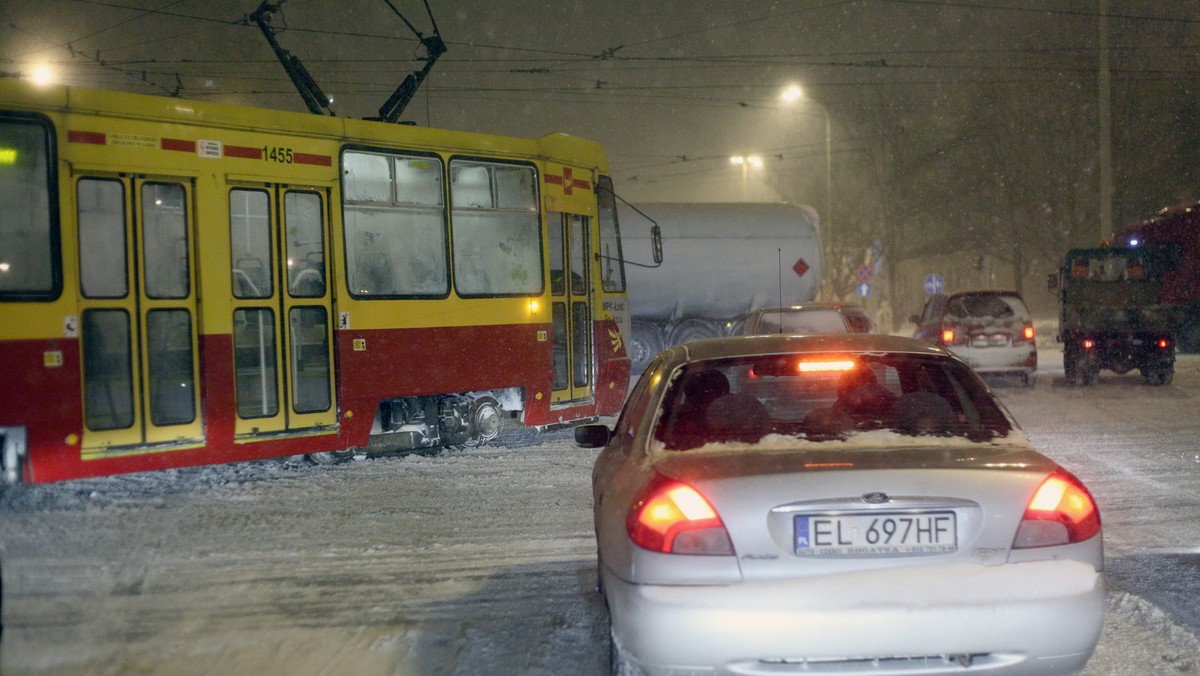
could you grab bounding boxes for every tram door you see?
[229,185,337,436]
[76,175,203,452]
[549,211,593,404]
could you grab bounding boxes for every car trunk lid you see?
[651,442,1057,580]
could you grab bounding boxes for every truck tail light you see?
[1012,468,1100,549]
[627,473,734,555]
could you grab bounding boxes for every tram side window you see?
[142,183,189,300]
[450,160,541,296]
[596,176,626,293]
[230,189,272,298]
[78,178,128,298]
[82,309,134,430]
[146,309,196,425]
[0,117,58,298]
[342,150,448,297]
[285,191,325,298]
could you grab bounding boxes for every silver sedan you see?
[576,334,1104,676]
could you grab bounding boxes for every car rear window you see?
[945,293,1029,322]
[655,353,1013,450]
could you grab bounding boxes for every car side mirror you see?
[574,424,612,448]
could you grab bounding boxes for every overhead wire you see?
[8,0,1199,99]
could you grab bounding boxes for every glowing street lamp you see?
[730,154,763,198]
[729,154,763,169]
[29,64,56,86]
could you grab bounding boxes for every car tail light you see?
[1081,338,1095,350]
[1013,469,1100,549]
[1022,325,1035,342]
[940,328,955,344]
[1156,337,1171,349]
[627,473,734,555]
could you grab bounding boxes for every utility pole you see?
[1098,0,1113,242]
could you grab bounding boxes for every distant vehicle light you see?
[1082,339,1095,350]
[1157,338,1170,349]
[941,329,955,344]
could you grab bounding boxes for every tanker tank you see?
[618,202,823,372]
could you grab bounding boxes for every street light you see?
[780,84,833,278]
[28,64,56,86]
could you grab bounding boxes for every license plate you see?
[971,334,1009,347]
[794,512,957,556]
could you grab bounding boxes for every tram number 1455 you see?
[262,146,294,163]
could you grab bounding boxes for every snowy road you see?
[0,349,1198,674]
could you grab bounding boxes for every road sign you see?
[856,264,875,284]
[923,274,945,295]
[858,283,871,298]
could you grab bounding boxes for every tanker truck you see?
[618,202,823,372]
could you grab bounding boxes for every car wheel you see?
[630,320,665,375]
[1080,364,1098,386]
[609,628,640,676]
[1142,366,1174,386]
[1063,352,1078,385]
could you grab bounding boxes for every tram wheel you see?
[306,450,352,466]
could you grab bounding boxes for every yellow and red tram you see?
[0,79,634,484]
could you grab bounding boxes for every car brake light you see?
[627,473,734,555]
[1023,325,1035,341]
[796,359,857,372]
[940,329,955,344]
[1012,469,1100,549]
[1157,338,1171,349]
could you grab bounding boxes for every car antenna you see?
[778,248,784,334]
[249,1,336,116]
[374,0,446,123]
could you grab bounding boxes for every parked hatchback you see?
[912,290,1037,386]
[743,302,874,335]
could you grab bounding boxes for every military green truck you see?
[1051,246,1184,385]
